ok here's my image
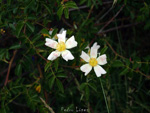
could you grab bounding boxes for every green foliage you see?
[0,0,150,113]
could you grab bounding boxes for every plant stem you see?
[99,78,110,113]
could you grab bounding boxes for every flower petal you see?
[97,54,107,65]
[49,30,53,35]
[45,38,58,49]
[94,65,106,77]
[61,50,74,61]
[65,36,78,49]
[47,51,60,61]
[90,42,100,58]
[57,30,66,43]
[80,51,90,62]
[59,28,65,34]
[80,64,92,76]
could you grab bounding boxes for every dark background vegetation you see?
[0,0,150,113]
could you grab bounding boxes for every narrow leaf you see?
[112,60,124,67]
[65,1,78,9]
[16,21,24,38]
[64,8,69,19]
[49,76,55,89]
[9,44,21,50]
[26,22,35,32]
[15,64,22,76]
[56,79,64,93]
[44,61,52,72]
[57,6,64,19]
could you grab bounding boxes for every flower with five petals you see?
[80,42,107,77]
[45,30,77,61]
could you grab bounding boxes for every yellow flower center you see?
[56,41,66,52]
[89,58,98,67]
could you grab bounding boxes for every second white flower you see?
[80,42,107,77]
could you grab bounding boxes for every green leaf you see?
[64,8,69,19]
[43,4,51,14]
[5,50,10,60]
[119,68,129,75]
[7,0,11,5]
[80,42,89,50]
[9,44,21,50]
[41,28,49,35]
[132,62,141,69]
[9,23,16,30]
[15,64,22,76]
[44,61,52,72]
[54,59,59,71]
[13,7,18,14]
[49,76,55,89]
[51,28,58,38]
[56,79,64,93]
[100,46,108,55]
[57,6,64,19]
[88,83,97,92]
[79,0,86,5]
[56,74,66,78]
[32,34,41,43]
[0,49,5,60]
[97,0,102,5]
[26,22,35,32]
[24,0,34,13]
[65,1,78,9]
[112,60,124,67]
[124,59,130,66]
[80,83,87,90]
[16,21,24,38]
[35,41,45,47]
[85,86,89,100]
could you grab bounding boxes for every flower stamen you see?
[56,41,66,52]
[89,58,98,67]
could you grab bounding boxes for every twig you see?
[62,17,74,28]
[36,52,48,63]
[95,16,135,26]
[60,64,79,69]
[103,39,150,79]
[87,5,94,19]
[104,39,126,59]
[90,23,140,47]
[4,50,17,86]
[99,23,140,34]
[23,25,26,34]
[68,1,113,12]
[126,66,150,79]
[37,64,43,78]
[96,6,114,23]
[0,63,16,77]
[69,5,88,12]
[40,97,55,113]
[12,101,27,107]
[35,22,49,29]
[98,4,125,34]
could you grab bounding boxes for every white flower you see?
[80,42,107,77]
[45,30,78,61]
